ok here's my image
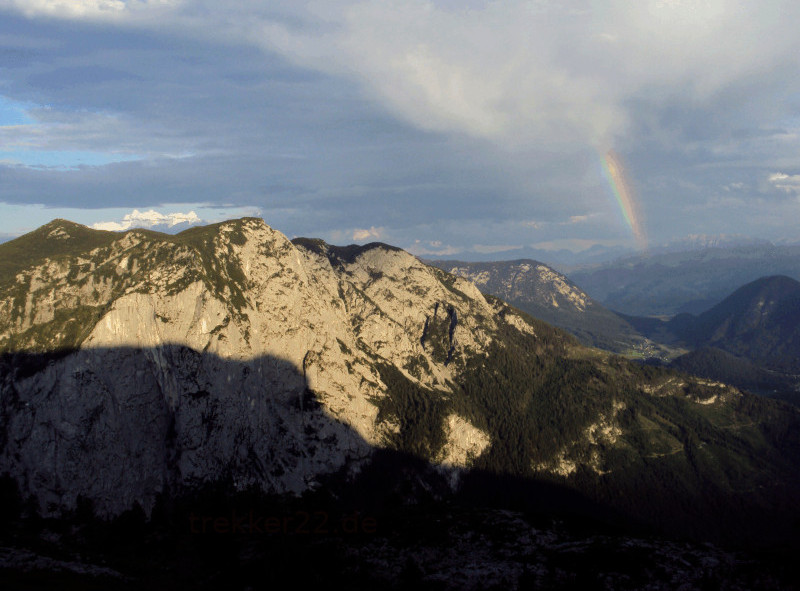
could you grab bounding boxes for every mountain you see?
[431,257,800,404]
[427,244,635,267]
[568,243,800,316]
[667,275,800,372]
[1,218,800,558]
[426,259,670,357]
[90,209,204,234]
[649,234,772,254]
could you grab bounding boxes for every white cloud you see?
[92,208,201,231]
[0,0,181,20]
[351,226,383,241]
[768,172,800,194]
[260,2,625,147]
[254,0,800,150]
[407,239,460,257]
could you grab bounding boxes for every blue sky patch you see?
[0,149,142,169]
[0,96,36,126]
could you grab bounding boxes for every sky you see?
[1,1,800,258]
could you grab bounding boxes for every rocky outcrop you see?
[1,345,372,516]
[438,414,490,469]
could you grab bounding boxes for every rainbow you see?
[602,149,646,249]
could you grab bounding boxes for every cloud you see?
[0,0,180,20]
[92,208,201,231]
[406,239,460,257]
[8,0,799,152]
[255,0,800,151]
[259,2,625,147]
[0,98,204,167]
[351,226,383,241]
[768,172,800,195]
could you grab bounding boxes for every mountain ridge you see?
[0,218,799,549]
[618,275,800,404]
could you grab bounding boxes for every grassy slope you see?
[0,220,119,288]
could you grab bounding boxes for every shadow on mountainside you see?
[0,345,624,521]
[2,345,800,589]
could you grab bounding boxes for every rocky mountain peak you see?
[0,217,514,515]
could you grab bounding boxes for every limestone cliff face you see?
[0,218,500,515]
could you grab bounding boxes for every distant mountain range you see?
[418,234,792,271]
[642,234,775,255]
[428,243,636,267]
[568,243,800,316]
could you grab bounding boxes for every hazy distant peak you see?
[92,209,203,233]
[653,234,773,254]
